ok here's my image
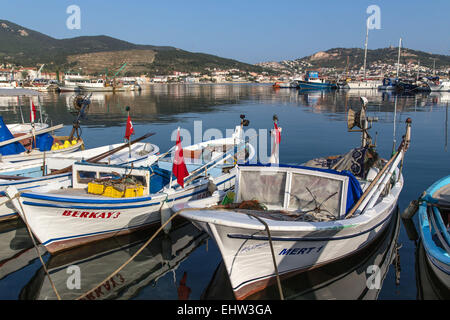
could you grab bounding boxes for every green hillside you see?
[0,20,264,75]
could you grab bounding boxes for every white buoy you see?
[160,201,172,234]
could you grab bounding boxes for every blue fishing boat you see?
[378,78,398,91]
[418,176,450,289]
[298,71,337,90]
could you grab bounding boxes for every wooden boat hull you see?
[298,81,337,90]
[344,81,382,89]
[0,142,160,222]
[1,136,84,162]
[179,168,403,299]
[7,170,235,254]
[418,175,450,289]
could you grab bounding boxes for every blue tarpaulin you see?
[0,116,54,155]
[0,116,26,156]
[35,132,54,152]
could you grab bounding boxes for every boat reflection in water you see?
[0,220,46,282]
[416,240,450,300]
[19,221,208,300]
[202,208,401,300]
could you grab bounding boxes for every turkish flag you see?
[125,115,135,140]
[30,101,36,123]
[177,272,191,300]
[172,128,189,188]
[274,122,281,144]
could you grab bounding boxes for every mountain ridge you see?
[257,47,450,75]
[0,20,264,75]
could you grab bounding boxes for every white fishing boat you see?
[60,75,91,92]
[0,119,85,163]
[7,122,48,135]
[6,120,254,254]
[0,137,160,222]
[343,79,382,90]
[0,81,19,89]
[78,79,114,92]
[176,98,412,300]
[427,80,450,92]
[0,93,93,164]
[273,81,299,89]
[341,22,382,90]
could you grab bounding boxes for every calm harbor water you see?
[0,84,449,300]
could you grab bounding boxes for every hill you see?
[0,20,264,75]
[257,47,450,75]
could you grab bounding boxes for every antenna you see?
[393,95,398,154]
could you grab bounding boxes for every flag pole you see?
[30,98,36,150]
[126,106,131,158]
[170,127,180,189]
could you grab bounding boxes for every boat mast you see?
[396,38,402,78]
[363,23,369,81]
[416,59,420,82]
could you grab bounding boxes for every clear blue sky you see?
[2,0,449,64]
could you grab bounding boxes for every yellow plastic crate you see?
[124,185,144,198]
[136,185,144,197]
[103,186,124,198]
[88,183,105,195]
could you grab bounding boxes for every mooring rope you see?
[75,208,184,300]
[239,211,284,300]
[13,193,61,300]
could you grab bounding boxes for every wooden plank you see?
[0,124,64,147]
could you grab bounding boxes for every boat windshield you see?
[236,165,354,219]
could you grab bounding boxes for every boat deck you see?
[434,184,450,204]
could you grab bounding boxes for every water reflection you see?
[0,84,448,300]
[19,221,207,300]
[0,220,45,282]
[415,240,450,300]
[1,85,448,128]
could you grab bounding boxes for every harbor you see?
[0,1,449,308]
[0,84,448,300]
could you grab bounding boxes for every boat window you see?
[99,172,121,180]
[77,171,96,184]
[238,171,286,207]
[289,173,342,218]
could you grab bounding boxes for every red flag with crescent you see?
[30,101,36,123]
[172,128,189,188]
[125,115,135,140]
[274,122,281,144]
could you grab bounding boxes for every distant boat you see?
[379,38,403,91]
[395,79,419,93]
[298,71,337,90]
[427,79,450,92]
[378,78,398,91]
[342,79,383,90]
[342,24,382,90]
[78,79,114,92]
[0,81,19,89]
[273,81,299,89]
[417,176,450,289]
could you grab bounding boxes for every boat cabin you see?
[234,164,362,220]
[72,162,180,197]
